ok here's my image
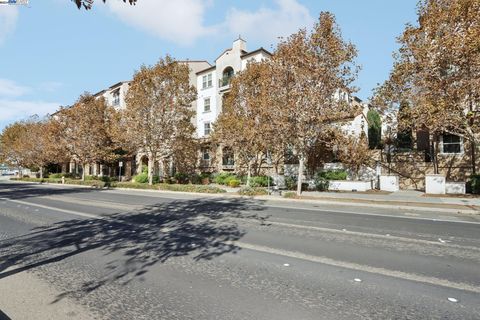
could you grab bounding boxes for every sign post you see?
[119,161,123,182]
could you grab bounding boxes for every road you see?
[0,181,479,320]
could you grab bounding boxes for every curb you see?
[5,180,479,215]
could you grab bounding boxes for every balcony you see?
[218,77,232,91]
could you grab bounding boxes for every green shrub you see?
[314,177,330,191]
[228,179,241,188]
[152,175,161,184]
[285,176,297,190]
[157,184,226,194]
[65,180,106,188]
[49,173,70,179]
[189,173,202,185]
[85,175,99,181]
[318,170,348,181]
[133,173,149,184]
[213,172,235,185]
[469,174,480,194]
[174,172,189,184]
[238,186,268,196]
[250,176,273,187]
[110,182,156,190]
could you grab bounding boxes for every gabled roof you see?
[196,65,216,75]
[241,47,273,59]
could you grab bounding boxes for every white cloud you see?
[225,0,314,45]
[106,0,215,46]
[0,99,60,124]
[0,78,30,97]
[0,6,18,45]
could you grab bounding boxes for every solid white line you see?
[4,195,479,293]
[244,219,480,252]
[1,198,101,220]
[262,203,480,225]
[235,241,480,294]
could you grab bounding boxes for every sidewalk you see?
[263,190,480,215]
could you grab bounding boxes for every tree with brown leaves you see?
[53,94,118,181]
[73,0,136,10]
[374,0,480,174]
[271,12,359,194]
[214,61,285,185]
[123,56,197,185]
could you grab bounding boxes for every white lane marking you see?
[234,218,480,252]
[2,196,479,294]
[235,241,480,294]
[40,195,141,211]
[354,278,362,282]
[263,204,480,225]
[1,198,100,220]
[448,297,458,303]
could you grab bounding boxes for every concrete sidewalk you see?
[301,190,480,206]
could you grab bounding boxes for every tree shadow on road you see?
[0,197,269,300]
[0,182,99,200]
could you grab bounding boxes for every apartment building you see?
[195,38,272,172]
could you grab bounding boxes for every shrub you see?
[213,172,235,185]
[110,182,155,190]
[285,176,297,190]
[318,170,348,181]
[152,175,161,184]
[174,172,189,184]
[250,176,273,187]
[314,176,330,191]
[189,173,202,185]
[228,179,241,188]
[49,173,72,179]
[238,186,268,196]
[133,173,149,184]
[157,184,226,194]
[85,175,99,181]
[284,176,309,191]
[469,174,480,194]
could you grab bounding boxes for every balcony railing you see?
[219,77,232,89]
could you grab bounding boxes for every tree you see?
[374,0,480,174]
[123,56,197,185]
[0,121,31,176]
[270,12,359,195]
[214,61,285,185]
[53,93,118,181]
[73,0,136,10]
[367,109,382,149]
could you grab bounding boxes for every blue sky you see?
[0,0,418,130]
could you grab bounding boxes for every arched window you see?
[221,67,234,87]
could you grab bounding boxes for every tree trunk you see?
[246,162,252,187]
[296,157,304,196]
[39,166,43,179]
[81,162,86,181]
[471,140,476,175]
[148,157,154,185]
[433,138,439,175]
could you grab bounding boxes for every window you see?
[202,73,213,89]
[204,98,211,112]
[202,148,210,161]
[222,148,234,166]
[112,89,120,106]
[204,122,211,136]
[441,134,463,154]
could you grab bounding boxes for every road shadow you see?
[0,182,99,200]
[0,197,269,301]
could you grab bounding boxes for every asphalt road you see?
[0,181,479,320]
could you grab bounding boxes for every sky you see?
[0,0,419,130]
